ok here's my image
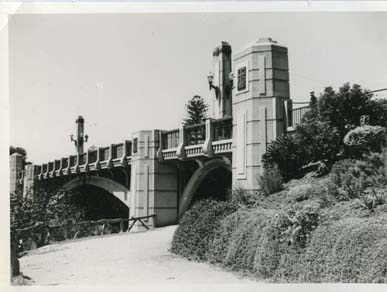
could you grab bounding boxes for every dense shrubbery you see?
[170,84,387,283]
[257,166,283,196]
[170,199,237,260]
[299,214,387,282]
[263,83,387,182]
[11,186,85,249]
[172,147,387,282]
[262,135,304,181]
[344,125,386,155]
[330,153,387,203]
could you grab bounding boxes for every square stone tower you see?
[130,130,179,227]
[10,153,24,194]
[232,38,290,191]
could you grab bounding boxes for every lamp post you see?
[70,115,88,155]
[207,72,220,98]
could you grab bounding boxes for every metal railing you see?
[212,117,232,141]
[185,123,205,146]
[163,129,180,149]
[160,118,233,160]
[292,106,310,127]
[14,214,156,253]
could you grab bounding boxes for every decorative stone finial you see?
[213,41,232,56]
[256,37,278,44]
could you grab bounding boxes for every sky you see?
[8,12,387,164]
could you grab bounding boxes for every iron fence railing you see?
[185,123,206,146]
[212,117,232,141]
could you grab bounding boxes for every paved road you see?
[20,225,257,285]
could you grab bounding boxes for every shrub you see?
[228,185,261,207]
[294,120,342,165]
[208,202,321,280]
[170,199,237,261]
[263,84,387,182]
[208,207,287,277]
[330,155,387,201]
[263,134,304,181]
[316,84,373,136]
[257,166,283,196]
[344,125,387,155]
[299,215,387,282]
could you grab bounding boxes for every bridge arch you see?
[178,158,232,218]
[62,176,131,208]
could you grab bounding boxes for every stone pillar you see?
[130,130,179,229]
[10,153,24,194]
[212,42,233,119]
[23,164,36,198]
[232,38,290,191]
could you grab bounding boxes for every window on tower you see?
[237,66,247,91]
[133,138,138,154]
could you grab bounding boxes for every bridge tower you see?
[232,37,290,191]
[10,153,24,194]
[130,130,179,228]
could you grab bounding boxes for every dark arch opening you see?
[189,166,232,208]
[71,184,129,220]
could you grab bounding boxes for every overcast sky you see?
[9,12,387,164]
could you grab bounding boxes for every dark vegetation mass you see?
[171,83,387,282]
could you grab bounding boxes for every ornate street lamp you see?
[70,115,88,154]
[207,72,220,98]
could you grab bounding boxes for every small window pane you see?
[133,138,138,154]
[237,67,247,91]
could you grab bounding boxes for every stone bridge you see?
[11,37,309,229]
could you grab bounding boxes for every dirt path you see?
[19,225,257,285]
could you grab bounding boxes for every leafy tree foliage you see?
[10,146,28,164]
[9,146,27,157]
[263,135,304,181]
[263,83,387,182]
[316,84,373,136]
[183,95,208,126]
[11,184,85,247]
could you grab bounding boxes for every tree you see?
[263,83,387,182]
[11,183,86,248]
[316,83,373,137]
[10,146,27,160]
[183,95,208,126]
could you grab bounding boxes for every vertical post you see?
[120,219,124,233]
[203,118,214,157]
[176,127,186,159]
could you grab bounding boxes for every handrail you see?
[15,214,156,233]
[14,214,157,252]
[184,122,205,130]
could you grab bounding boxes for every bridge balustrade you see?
[185,123,205,146]
[69,155,77,167]
[160,118,233,160]
[163,129,180,149]
[100,147,110,162]
[34,140,133,180]
[88,150,97,164]
[112,143,124,159]
[48,162,54,172]
[79,153,86,166]
[212,117,232,141]
[54,160,61,171]
[62,158,69,169]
